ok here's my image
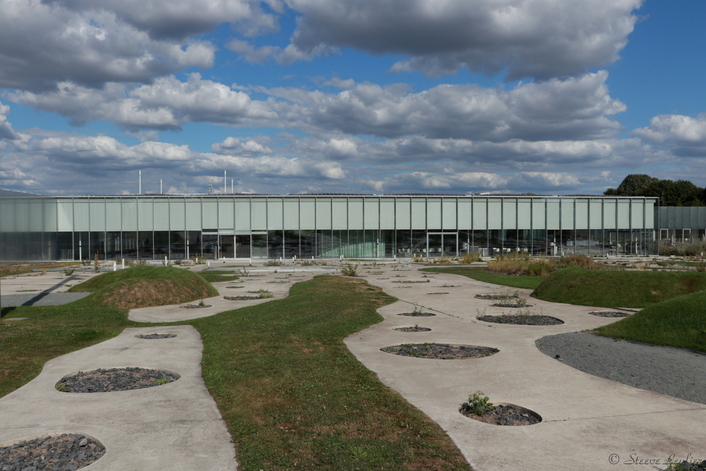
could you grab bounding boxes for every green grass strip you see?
[190,276,471,471]
[532,267,706,308]
[0,303,136,398]
[421,267,545,290]
[597,290,706,353]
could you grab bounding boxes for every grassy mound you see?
[192,276,471,470]
[422,266,545,290]
[597,291,706,353]
[532,267,706,308]
[69,266,218,309]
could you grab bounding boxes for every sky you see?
[1,0,706,197]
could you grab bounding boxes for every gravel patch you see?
[536,332,706,404]
[0,433,105,470]
[587,310,632,317]
[55,367,180,393]
[477,314,564,325]
[393,326,432,332]
[381,343,498,360]
[397,311,436,317]
[460,404,542,426]
[135,333,177,339]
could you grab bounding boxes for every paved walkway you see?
[346,265,706,471]
[0,325,237,470]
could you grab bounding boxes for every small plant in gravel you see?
[198,299,206,307]
[460,391,493,417]
[340,263,359,277]
[55,384,70,392]
[64,268,75,276]
[491,297,529,308]
[156,379,168,386]
[265,259,282,266]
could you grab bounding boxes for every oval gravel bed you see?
[381,343,498,359]
[477,315,564,325]
[536,332,706,405]
[55,367,180,393]
[393,326,432,332]
[0,433,105,470]
[475,294,516,300]
[587,310,632,317]
[397,312,436,317]
[135,333,177,339]
[460,403,542,426]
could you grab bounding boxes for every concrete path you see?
[347,264,706,471]
[0,325,237,470]
[1,271,97,308]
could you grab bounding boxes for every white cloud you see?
[634,114,706,157]
[284,0,642,79]
[212,137,273,155]
[0,0,217,91]
[0,103,20,141]
[226,39,281,64]
[265,72,625,141]
[50,0,279,39]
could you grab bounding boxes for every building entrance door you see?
[427,233,458,258]
[235,235,251,258]
[219,235,235,258]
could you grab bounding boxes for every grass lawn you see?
[68,266,219,309]
[190,276,471,471]
[532,267,706,308]
[421,267,545,290]
[596,290,706,353]
[0,302,136,398]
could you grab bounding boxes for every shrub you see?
[340,263,359,277]
[458,252,481,264]
[459,391,493,416]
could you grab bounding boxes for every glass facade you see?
[0,194,660,261]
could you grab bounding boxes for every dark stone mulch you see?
[180,303,211,309]
[460,404,542,426]
[224,295,260,301]
[381,343,498,360]
[475,294,517,300]
[394,326,432,332]
[587,310,632,317]
[55,367,180,393]
[135,333,177,339]
[426,292,449,295]
[477,314,564,325]
[398,311,436,317]
[490,301,532,308]
[0,433,105,470]
[391,280,431,283]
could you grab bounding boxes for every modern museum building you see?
[0,192,662,261]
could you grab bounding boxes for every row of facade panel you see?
[1,195,657,232]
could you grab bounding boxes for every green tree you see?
[604,174,659,196]
[606,175,705,206]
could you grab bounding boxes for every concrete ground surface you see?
[345,264,706,471]
[2,260,705,471]
[0,325,237,470]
